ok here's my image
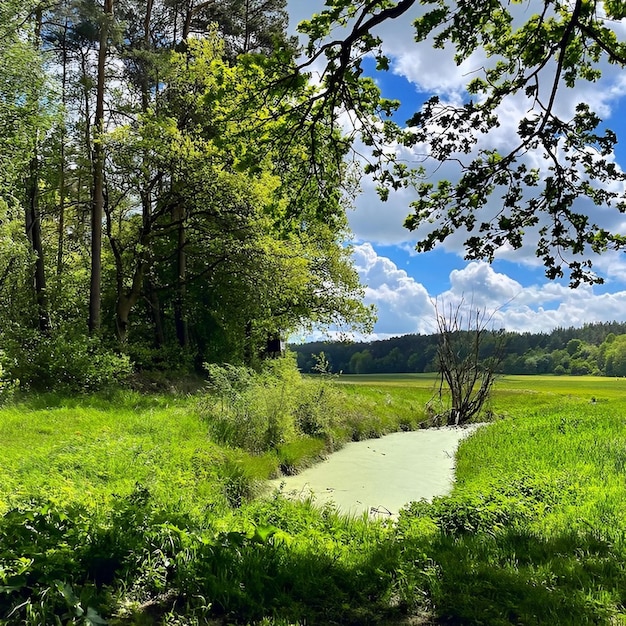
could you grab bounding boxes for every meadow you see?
[2,367,626,624]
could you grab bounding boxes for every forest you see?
[293,321,626,377]
[4,0,626,394]
[0,0,374,393]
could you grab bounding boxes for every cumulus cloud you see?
[446,262,521,305]
[351,246,626,339]
[435,261,626,333]
[289,2,626,281]
[352,243,436,336]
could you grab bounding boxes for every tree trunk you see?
[26,154,49,333]
[89,0,114,334]
[147,279,165,348]
[140,0,159,347]
[25,6,49,333]
[114,273,143,343]
[115,296,132,344]
[57,17,69,276]
[174,204,189,348]
[243,0,251,52]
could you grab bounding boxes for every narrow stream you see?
[268,425,483,518]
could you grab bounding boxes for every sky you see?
[286,1,626,340]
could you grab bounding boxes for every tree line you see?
[293,321,626,377]
[0,0,374,390]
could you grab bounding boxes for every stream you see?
[268,425,483,518]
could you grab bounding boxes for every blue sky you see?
[287,1,626,340]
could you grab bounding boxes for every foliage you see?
[101,22,373,360]
[0,0,374,391]
[299,0,626,286]
[1,327,132,392]
[201,354,432,462]
[201,355,346,455]
[601,334,626,376]
[203,359,299,453]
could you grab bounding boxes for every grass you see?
[3,372,626,623]
[393,377,626,624]
[336,373,440,433]
[0,391,232,516]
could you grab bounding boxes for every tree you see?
[350,349,374,374]
[433,300,505,425]
[298,1,626,286]
[567,338,583,356]
[0,1,55,333]
[89,0,114,334]
[103,34,373,359]
[603,334,626,376]
[0,0,376,386]
[179,0,296,57]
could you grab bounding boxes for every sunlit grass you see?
[392,387,626,624]
[336,374,626,623]
[335,372,439,387]
[0,391,230,516]
[4,374,626,623]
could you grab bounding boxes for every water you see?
[268,425,482,518]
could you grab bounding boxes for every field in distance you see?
[337,372,626,395]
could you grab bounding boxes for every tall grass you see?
[0,391,232,517]
[3,372,626,623]
[395,389,626,624]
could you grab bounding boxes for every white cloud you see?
[352,243,436,335]
[441,263,626,334]
[446,262,521,305]
[349,178,415,245]
[350,246,626,339]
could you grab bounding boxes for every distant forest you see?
[292,322,626,377]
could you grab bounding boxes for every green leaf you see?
[251,524,278,544]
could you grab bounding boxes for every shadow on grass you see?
[4,495,626,625]
[172,530,412,625]
[405,527,626,625]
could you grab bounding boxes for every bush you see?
[0,499,105,625]
[202,362,291,452]
[0,352,18,403]
[123,342,194,373]
[0,489,197,625]
[201,355,340,455]
[2,328,132,392]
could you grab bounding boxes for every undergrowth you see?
[3,372,626,623]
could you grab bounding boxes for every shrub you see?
[2,327,132,392]
[202,362,291,452]
[123,342,194,373]
[201,355,341,454]
[0,351,18,403]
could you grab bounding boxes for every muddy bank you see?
[269,425,483,518]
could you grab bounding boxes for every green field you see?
[2,373,626,624]
[339,371,626,395]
